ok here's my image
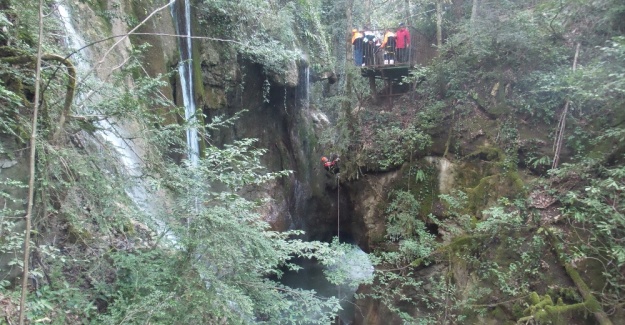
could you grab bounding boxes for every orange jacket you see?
[381,31,396,48]
[351,30,363,44]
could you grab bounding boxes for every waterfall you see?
[56,1,177,244]
[304,65,310,109]
[172,0,199,166]
[297,63,311,110]
[57,2,142,195]
[426,156,455,194]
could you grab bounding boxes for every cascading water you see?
[287,61,373,324]
[56,1,177,244]
[304,65,310,109]
[171,0,199,166]
[297,63,311,109]
[57,3,142,185]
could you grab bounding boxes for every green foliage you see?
[368,126,431,169]
[361,190,445,323]
[438,190,473,235]
[196,0,333,74]
[0,179,27,277]
[0,8,349,323]
[92,135,343,324]
[475,200,523,235]
[557,163,625,301]
[528,155,552,169]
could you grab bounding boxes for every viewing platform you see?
[351,27,435,81]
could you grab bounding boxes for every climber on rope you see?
[321,155,340,174]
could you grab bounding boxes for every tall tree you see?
[436,0,443,48]
[346,0,354,64]
[19,0,43,323]
[436,0,452,48]
[405,0,412,23]
[365,0,372,27]
[471,0,478,27]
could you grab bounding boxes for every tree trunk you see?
[552,43,580,169]
[19,0,44,323]
[369,75,377,102]
[547,229,614,325]
[470,0,478,27]
[404,0,411,24]
[365,0,372,27]
[436,1,443,48]
[346,0,353,65]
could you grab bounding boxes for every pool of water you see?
[280,245,373,324]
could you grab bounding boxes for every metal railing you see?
[351,27,433,68]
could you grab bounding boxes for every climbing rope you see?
[336,173,340,248]
[336,173,341,325]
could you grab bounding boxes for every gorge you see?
[1,0,624,324]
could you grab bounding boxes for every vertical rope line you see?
[337,174,340,242]
[336,174,341,325]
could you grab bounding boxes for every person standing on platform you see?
[396,22,411,63]
[363,28,377,66]
[351,29,364,66]
[381,29,396,64]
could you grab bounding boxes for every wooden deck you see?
[360,64,412,81]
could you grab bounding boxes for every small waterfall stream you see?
[297,63,311,109]
[289,62,373,324]
[171,0,199,166]
[57,1,177,244]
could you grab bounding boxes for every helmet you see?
[321,156,328,163]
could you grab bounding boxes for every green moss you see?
[547,228,614,325]
[203,87,227,110]
[466,174,497,214]
[546,287,582,304]
[486,103,512,117]
[564,264,602,312]
[467,145,503,162]
[520,292,591,325]
[506,171,525,192]
[490,306,509,321]
[121,218,135,235]
[528,291,541,305]
[67,224,93,244]
[465,172,524,216]
[410,234,487,266]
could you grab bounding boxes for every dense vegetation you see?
[1,0,624,324]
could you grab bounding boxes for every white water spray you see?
[172,0,199,166]
[304,65,310,109]
[57,1,177,244]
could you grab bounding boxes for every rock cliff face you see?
[96,1,358,240]
[60,0,538,276]
[199,58,359,241]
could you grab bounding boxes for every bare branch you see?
[19,0,44,323]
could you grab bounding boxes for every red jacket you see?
[396,27,410,49]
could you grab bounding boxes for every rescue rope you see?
[336,173,341,325]
[337,173,340,243]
